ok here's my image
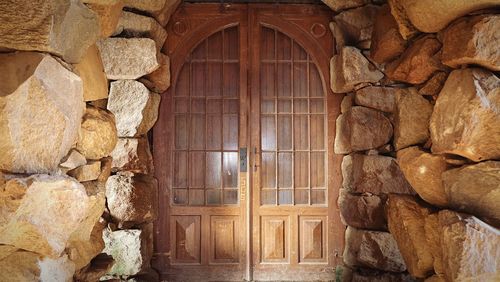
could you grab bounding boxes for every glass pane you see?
[294,152,309,188]
[173,151,188,187]
[206,152,221,188]
[176,64,189,96]
[191,98,205,113]
[175,98,189,113]
[261,190,276,205]
[276,31,291,60]
[293,62,307,97]
[261,99,275,114]
[189,152,205,188]
[192,62,205,97]
[190,114,205,150]
[293,99,307,113]
[224,189,238,205]
[191,41,206,60]
[278,153,292,188]
[224,99,239,114]
[175,114,188,150]
[207,62,222,97]
[310,64,323,97]
[223,152,238,188]
[310,99,324,113]
[261,27,275,60]
[311,152,325,187]
[223,63,239,97]
[224,27,239,60]
[206,189,221,205]
[208,31,223,60]
[261,152,276,188]
[189,189,205,206]
[293,41,307,60]
[295,189,309,205]
[294,115,308,150]
[173,189,188,205]
[278,189,293,205]
[277,115,292,150]
[277,99,291,113]
[311,190,326,205]
[261,115,276,151]
[206,114,221,150]
[207,99,222,113]
[311,115,325,150]
[260,63,275,97]
[223,115,238,150]
[277,63,291,97]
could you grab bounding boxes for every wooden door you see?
[153,3,343,281]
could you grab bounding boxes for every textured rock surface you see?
[152,0,182,26]
[108,80,161,137]
[443,161,500,226]
[386,195,434,278]
[393,88,433,150]
[370,5,406,64]
[59,149,87,171]
[334,107,393,154]
[354,86,397,113]
[140,53,171,93]
[397,147,449,207]
[338,189,387,230]
[106,172,157,228]
[385,35,442,84]
[67,218,106,270]
[349,270,416,282]
[97,38,159,80]
[333,5,379,48]
[344,226,406,272]
[430,68,500,162]
[123,0,167,14]
[76,106,118,160]
[87,0,124,38]
[0,0,100,63]
[438,210,500,282]
[0,52,84,173]
[321,0,369,12]
[442,14,500,71]
[418,72,447,97]
[342,154,415,195]
[424,214,444,276]
[74,44,108,102]
[68,161,102,182]
[114,11,167,51]
[331,47,384,93]
[111,137,154,174]
[74,253,114,282]
[0,175,89,258]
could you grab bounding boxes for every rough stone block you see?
[354,86,397,113]
[140,53,171,93]
[333,5,380,48]
[321,0,369,12]
[74,44,108,102]
[370,4,407,64]
[111,137,154,174]
[87,0,124,38]
[338,189,387,230]
[114,11,167,51]
[76,106,118,160]
[68,161,102,182]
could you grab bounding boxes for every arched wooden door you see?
[153,3,343,281]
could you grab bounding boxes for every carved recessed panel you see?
[261,216,289,263]
[299,216,326,263]
[210,216,240,263]
[171,216,201,264]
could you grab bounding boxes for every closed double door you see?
[153,3,343,281]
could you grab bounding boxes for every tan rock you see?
[387,0,419,40]
[354,86,397,113]
[397,147,449,207]
[114,11,167,51]
[0,52,84,173]
[343,226,406,272]
[430,68,500,162]
[370,5,407,64]
[351,271,416,282]
[98,157,113,183]
[68,161,102,182]
[333,5,380,48]
[106,172,157,228]
[330,47,384,94]
[97,38,159,80]
[111,137,154,174]
[74,45,108,102]
[140,53,171,93]
[123,0,167,14]
[59,149,87,171]
[321,0,369,12]
[0,0,100,63]
[418,72,447,97]
[334,107,393,154]
[342,154,415,195]
[386,195,434,278]
[443,161,500,226]
[67,218,106,271]
[0,175,90,258]
[438,210,500,282]
[338,189,387,230]
[87,0,124,38]
[340,94,353,114]
[108,80,161,137]
[153,0,182,26]
[385,35,442,84]
[74,253,114,282]
[424,275,446,282]
[442,14,500,71]
[424,213,444,275]
[76,106,118,160]
[393,88,433,150]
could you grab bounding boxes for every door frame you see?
[152,3,344,281]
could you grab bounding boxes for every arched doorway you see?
[153,3,343,281]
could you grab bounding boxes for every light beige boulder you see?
[108,80,161,137]
[354,86,397,113]
[333,5,380,48]
[74,44,108,102]
[76,106,118,160]
[111,137,154,174]
[330,47,384,94]
[338,189,387,230]
[87,0,124,38]
[438,210,500,282]
[67,218,106,271]
[430,68,500,162]
[397,147,449,207]
[418,72,447,97]
[386,195,434,278]
[424,214,444,276]
[343,226,406,272]
[68,161,102,182]
[393,88,433,150]
[123,0,167,14]
[114,11,167,51]
[0,0,99,63]
[0,175,90,258]
[59,149,87,171]
[321,0,369,12]
[97,38,159,80]
[140,53,171,93]
[387,0,419,39]
[442,161,500,226]
[334,107,393,154]
[370,4,407,64]
[442,14,500,71]
[342,154,415,195]
[0,52,84,173]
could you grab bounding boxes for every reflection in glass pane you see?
[173,151,188,188]
[175,114,188,150]
[310,99,324,113]
[208,63,222,96]
[277,99,292,113]
[310,64,324,97]
[224,63,239,97]
[206,189,221,205]
[294,152,309,188]
[311,190,326,205]
[311,115,325,150]
[311,152,325,187]
[192,62,205,97]
[223,152,238,188]
[224,99,239,114]
[191,98,205,113]
[224,189,239,205]
[175,98,189,113]
[206,152,221,188]
[293,99,307,113]
[261,189,276,205]
[206,114,222,150]
[260,63,275,97]
[295,189,309,205]
[190,114,205,150]
[278,153,292,188]
[223,115,238,150]
[189,189,205,206]
[173,189,188,205]
[261,153,276,188]
[278,189,293,205]
[189,152,205,188]
[277,115,292,150]
[261,99,275,114]
[207,99,222,113]
[261,115,276,151]
[293,62,307,97]
[294,115,308,150]
[277,63,291,97]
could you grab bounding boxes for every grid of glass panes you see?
[260,27,327,206]
[172,27,240,206]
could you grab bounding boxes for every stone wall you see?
[326,0,500,281]
[0,0,179,281]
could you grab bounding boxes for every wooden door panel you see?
[299,216,327,263]
[171,215,201,264]
[210,216,239,263]
[261,216,289,262]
